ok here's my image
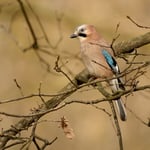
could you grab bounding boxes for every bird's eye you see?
[80,28,85,32]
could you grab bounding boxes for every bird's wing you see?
[102,49,125,90]
[102,50,119,74]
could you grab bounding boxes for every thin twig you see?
[13,78,24,96]
[38,82,48,108]
[54,56,77,87]
[25,0,51,46]
[127,106,149,127]
[111,22,121,56]
[17,0,38,49]
[127,16,150,29]
[1,141,26,150]
[91,104,111,117]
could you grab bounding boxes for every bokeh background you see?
[0,0,150,149]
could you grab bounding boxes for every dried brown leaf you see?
[59,116,75,139]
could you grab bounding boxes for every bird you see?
[70,24,127,121]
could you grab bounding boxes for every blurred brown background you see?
[0,0,150,149]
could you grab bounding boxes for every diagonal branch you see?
[1,31,150,149]
[114,32,150,54]
[17,0,38,49]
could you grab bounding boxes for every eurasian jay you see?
[70,24,127,121]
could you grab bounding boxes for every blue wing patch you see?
[102,50,125,90]
[102,50,119,74]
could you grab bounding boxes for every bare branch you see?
[17,0,38,49]
[13,78,24,96]
[114,31,150,54]
[127,106,150,127]
[54,56,77,87]
[127,16,150,29]
[91,104,112,117]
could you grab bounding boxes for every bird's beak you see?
[70,33,78,38]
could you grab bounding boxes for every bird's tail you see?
[110,78,127,121]
[115,98,127,121]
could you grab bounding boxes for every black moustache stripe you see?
[78,33,87,37]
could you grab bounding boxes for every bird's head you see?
[70,24,99,42]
